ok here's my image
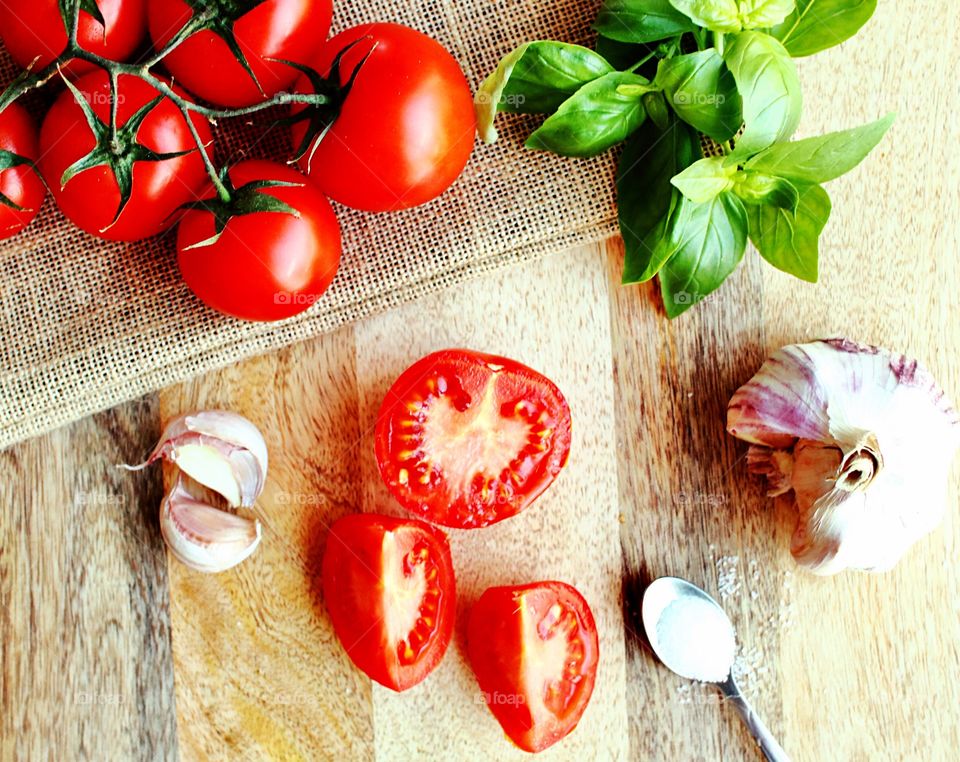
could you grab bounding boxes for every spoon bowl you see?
[641,576,791,762]
[642,576,735,680]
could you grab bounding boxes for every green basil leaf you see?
[747,182,831,282]
[475,42,615,143]
[643,91,672,130]
[619,117,701,283]
[655,49,743,142]
[596,0,696,43]
[744,113,894,184]
[724,32,802,154]
[526,72,650,157]
[500,43,616,114]
[739,0,796,29]
[733,171,800,212]
[669,0,741,32]
[658,191,749,317]
[671,156,737,202]
[733,171,799,211]
[770,0,877,57]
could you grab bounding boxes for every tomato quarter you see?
[468,581,600,753]
[0,0,146,74]
[322,513,456,692]
[148,0,333,107]
[0,103,46,240]
[291,23,476,212]
[375,349,572,529]
[39,71,213,241]
[176,159,341,322]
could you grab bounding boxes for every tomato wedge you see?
[322,513,455,691]
[375,350,572,529]
[467,581,599,753]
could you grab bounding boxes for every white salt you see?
[656,595,737,683]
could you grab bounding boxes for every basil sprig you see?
[476,0,892,317]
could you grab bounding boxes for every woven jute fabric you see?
[0,1,619,449]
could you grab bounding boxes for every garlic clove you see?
[728,339,960,574]
[160,478,262,573]
[124,410,268,507]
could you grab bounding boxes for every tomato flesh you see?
[322,514,455,692]
[375,349,572,529]
[468,581,599,753]
[291,23,476,212]
[0,102,45,240]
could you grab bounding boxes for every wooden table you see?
[3,3,959,759]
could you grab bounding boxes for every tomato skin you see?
[148,0,333,107]
[291,23,476,212]
[468,581,600,753]
[322,513,456,692]
[38,71,213,241]
[375,349,572,529]
[177,160,341,322]
[0,103,46,240]
[0,0,145,74]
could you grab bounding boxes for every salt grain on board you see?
[669,550,795,704]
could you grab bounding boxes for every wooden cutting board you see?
[3,1,960,759]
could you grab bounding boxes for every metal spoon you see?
[642,576,791,762]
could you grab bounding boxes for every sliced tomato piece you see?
[375,349,572,529]
[467,581,600,753]
[322,513,455,691]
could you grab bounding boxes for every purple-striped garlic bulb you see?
[727,339,960,575]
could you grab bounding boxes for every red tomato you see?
[322,513,456,692]
[176,160,341,322]
[0,0,145,74]
[291,23,476,212]
[148,0,333,107]
[375,349,572,529]
[39,71,212,241]
[0,103,46,240]
[468,581,600,753]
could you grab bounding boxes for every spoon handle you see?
[719,676,791,762]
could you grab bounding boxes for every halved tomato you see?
[322,513,455,692]
[374,349,572,529]
[467,581,600,753]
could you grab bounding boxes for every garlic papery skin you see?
[125,410,268,508]
[727,339,960,575]
[160,477,262,573]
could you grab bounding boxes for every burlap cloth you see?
[0,1,619,449]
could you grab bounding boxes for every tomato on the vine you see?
[322,513,456,692]
[148,0,333,107]
[0,0,146,74]
[39,71,213,241]
[468,581,600,753]
[290,23,476,212]
[176,160,341,322]
[0,103,46,240]
[375,349,572,529]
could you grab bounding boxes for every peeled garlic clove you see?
[161,478,262,573]
[125,410,268,507]
[728,339,960,574]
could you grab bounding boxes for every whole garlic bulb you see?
[727,339,960,575]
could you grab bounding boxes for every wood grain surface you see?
[0,400,178,760]
[3,0,960,759]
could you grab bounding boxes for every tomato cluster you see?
[0,1,476,321]
[323,349,599,753]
